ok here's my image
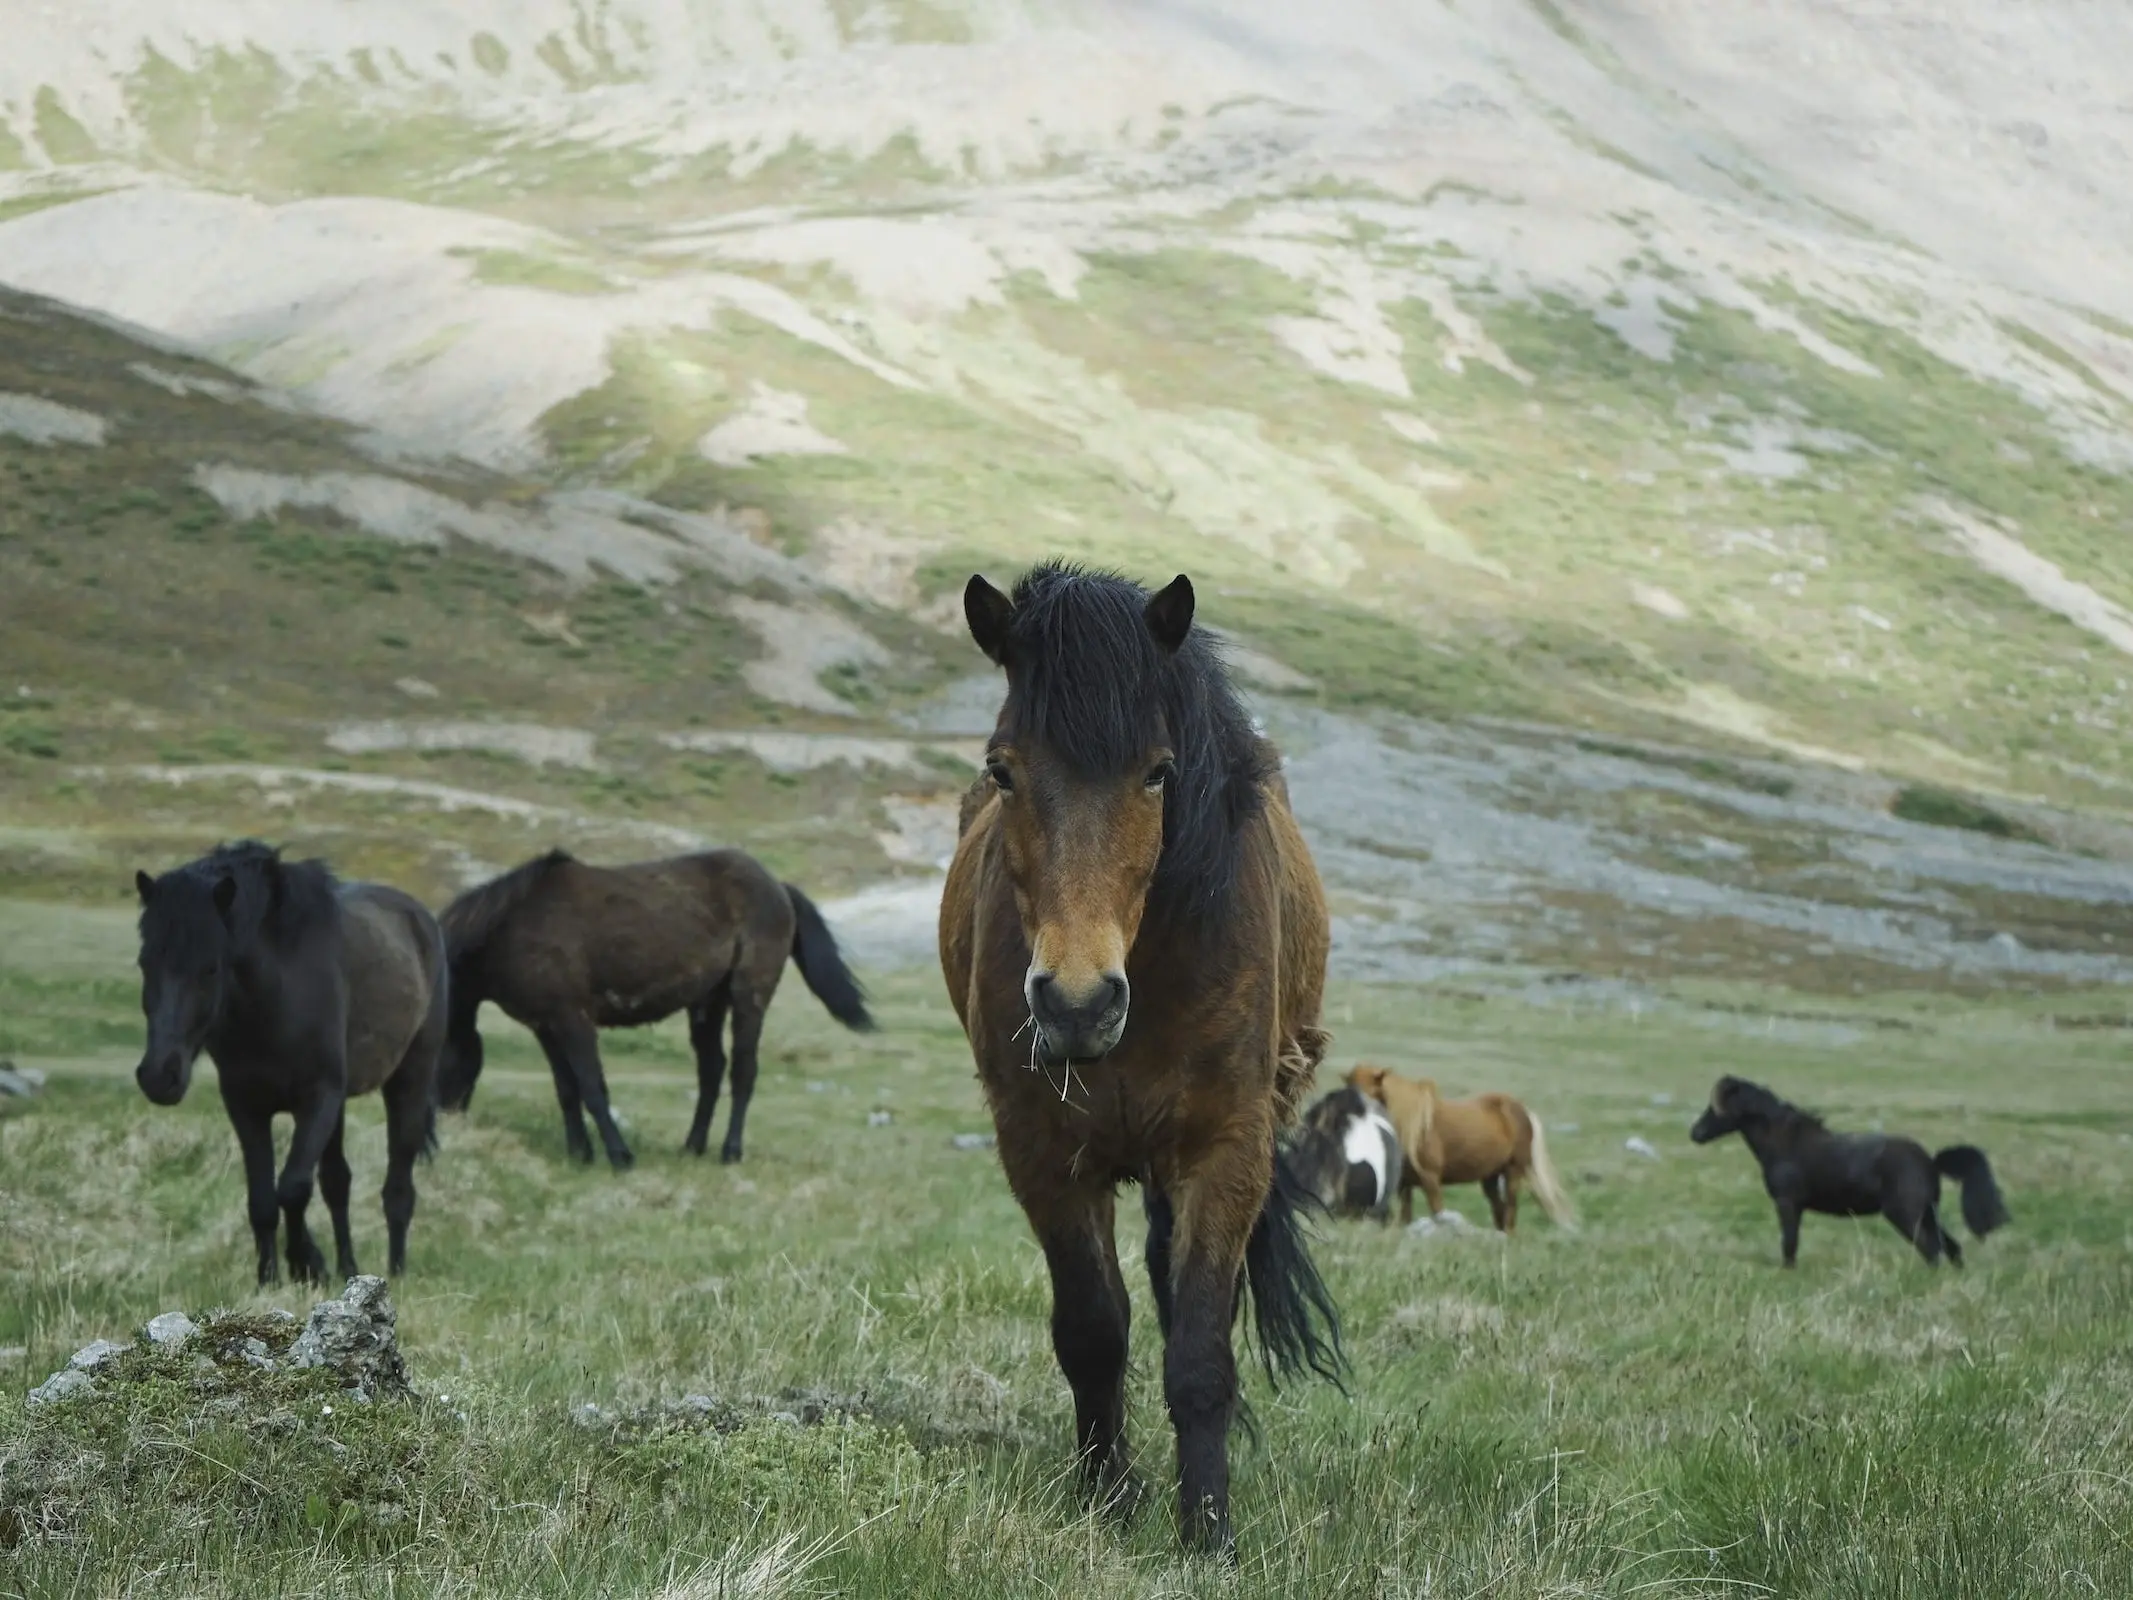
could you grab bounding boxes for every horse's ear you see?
[211,875,238,919]
[964,574,1015,666]
[135,869,156,903]
[1144,574,1194,655]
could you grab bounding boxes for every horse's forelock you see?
[139,841,338,959]
[997,563,1273,918]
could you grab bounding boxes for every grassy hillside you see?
[5,928,2131,1596]
[0,289,973,905]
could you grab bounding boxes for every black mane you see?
[1721,1075,1825,1130]
[1305,1086,1371,1134]
[441,849,572,964]
[994,563,1276,918]
[140,840,340,958]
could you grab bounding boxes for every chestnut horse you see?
[939,562,1343,1557]
[1346,1065,1573,1232]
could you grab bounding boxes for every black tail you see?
[1935,1146,2010,1237]
[1243,1146,1346,1389]
[785,885,874,1032]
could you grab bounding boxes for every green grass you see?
[6,953,2131,1596]
[1891,783,2045,843]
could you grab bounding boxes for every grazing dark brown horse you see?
[436,849,872,1168]
[939,562,1343,1558]
[1692,1075,2010,1268]
[134,842,447,1284]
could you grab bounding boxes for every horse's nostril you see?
[1101,973,1129,1018]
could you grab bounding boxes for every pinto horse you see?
[939,562,1343,1557]
[1290,1087,1402,1222]
[1346,1065,1574,1232]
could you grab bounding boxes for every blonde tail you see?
[1526,1113,1576,1229]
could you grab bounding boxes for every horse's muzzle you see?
[1689,1110,1723,1143]
[1028,970,1129,1065]
[136,1053,191,1106]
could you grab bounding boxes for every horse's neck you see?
[1739,1116,1800,1165]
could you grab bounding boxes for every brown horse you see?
[939,562,1343,1557]
[1346,1064,1573,1232]
[435,849,872,1167]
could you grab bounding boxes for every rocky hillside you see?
[3,1,2132,985]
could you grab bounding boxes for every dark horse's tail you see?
[1935,1146,2010,1237]
[1243,1145,1346,1389]
[784,885,875,1032]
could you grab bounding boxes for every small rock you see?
[572,1402,608,1427]
[69,1338,130,1371]
[1553,1122,1581,1134]
[1649,1092,1674,1107]
[27,1368,95,1407]
[867,1110,892,1127]
[242,1337,275,1369]
[289,1275,408,1395]
[770,1411,802,1427]
[145,1311,197,1347]
[0,1061,46,1098]
[950,1132,995,1151]
[0,1345,26,1363]
[1987,931,2024,962]
[1624,1136,1660,1160]
[1407,1211,1476,1238]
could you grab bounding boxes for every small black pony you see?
[1691,1075,2010,1267]
[134,842,448,1284]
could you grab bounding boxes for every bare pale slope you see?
[2,1,2132,957]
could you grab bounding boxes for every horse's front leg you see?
[279,1087,345,1284]
[1163,1141,1269,1558]
[1031,1189,1136,1511]
[226,1098,281,1285]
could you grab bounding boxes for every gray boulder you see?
[68,1338,130,1371]
[289,1275,409,1395]
[145,1311,197,1347]
[26,1367,95,1407]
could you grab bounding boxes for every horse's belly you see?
[340,901,430,1092]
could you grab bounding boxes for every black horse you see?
[135,842,449,1284]
[1287,1087,1401,1222]
[1690,1075,2009,1267]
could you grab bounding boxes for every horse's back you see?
[493,851,789,1020]
[1438,1092,1525,1181]
[338,884,446,1095]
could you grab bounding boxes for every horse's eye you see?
[1145,759,1175,792]
[986,759,1014,794]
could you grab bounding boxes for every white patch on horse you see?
[1343,1108,1393,1204]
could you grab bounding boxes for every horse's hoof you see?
[608,1150,636,1172]
[1091,1471,1145,1523]
[719,1147,743,1166]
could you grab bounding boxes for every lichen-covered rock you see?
[26,1368,94,1407]
[288,1275,408,1395]
[145,1312,197,1347]
[67,1339,130,1372]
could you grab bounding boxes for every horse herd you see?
[119,560,2010,1558]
